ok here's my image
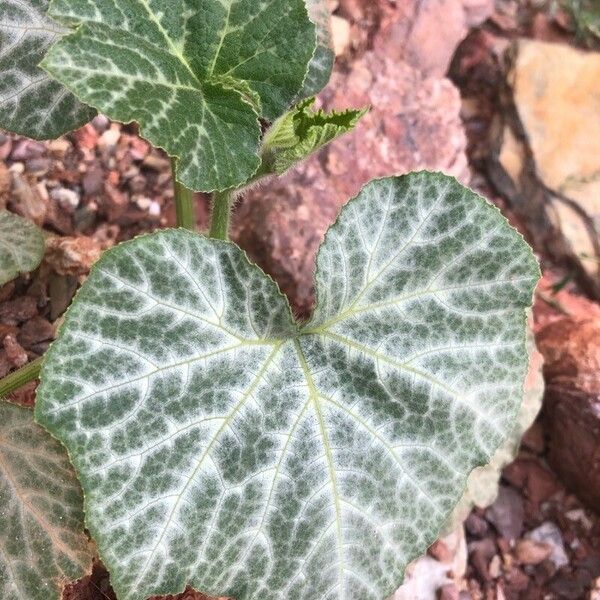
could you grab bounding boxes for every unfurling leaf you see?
[262,98,367,175]
[36,173,539,600]
[0,0,95,139]
[0,401,93,600]
[0,210,45,285]
[300,0,335,98]
[41,0,317,192]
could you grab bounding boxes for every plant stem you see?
[209,189,234,240]
[0,357,43,398]
[170,158,197,230]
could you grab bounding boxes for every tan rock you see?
[44,236,103,276]
[330,15,350,56]
[515,539,552,566]
[509,39,600,279]
[498,125,525,185]
[390,528,467,600]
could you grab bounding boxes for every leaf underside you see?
[42,0,317,192]
[0,210,45,285]
[0,0,95,139]
[0,401,92,600]
[36,173,539,600]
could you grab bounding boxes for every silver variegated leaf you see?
[0,0,95,139]
[0,401,93,600]
[41,0,317,192]
[36,173,539,600]
[0,210,45,285]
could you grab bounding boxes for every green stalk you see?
[170,158,197,230]
[209,189,235,240]
[0,357,43,398]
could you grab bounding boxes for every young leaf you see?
[0,0,95,139]
[300,0,335,98]
[0,210,45,285]
[262,98,367,175]
[0,401,93,600]
[41,0,317,192]
[35,173,539,600]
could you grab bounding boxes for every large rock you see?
[374,0,494,77]
[233,0,493,316]
[511,41,600,277]
[536,317,600,511]
[489,40,600,298]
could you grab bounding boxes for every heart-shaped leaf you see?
[0,210,45,285]
[0,0,95,139]
[36,173,539,600]
[0,401,93,600]
[41,0,317,192]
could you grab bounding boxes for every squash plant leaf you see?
[262,98,367,175]
[41,0,317,192]
[0,401,93,600]
[300,0,335,98]
[35,173,539,600]
[0,0,95,139]
[0,210,45,285]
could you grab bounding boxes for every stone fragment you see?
[526,522,569,569]
[44,236,103,276]
[0,323,18,342]
[515,539,552,565]
[18,317,54,350]
[391,528,467,600]
[50,187,80,212]
[488,554,502,579]
[47,138,71,159]
[83,167,105,196]
[485,485,524,541]
[0,296,38,325]
[330,15,351,55]
[502,458,561,512]
[3,333,28,367]
[98,124,121,151]
[9,171,47,226]
[536,317,600,510]
[9,139,46,161]
[469,537,497,581]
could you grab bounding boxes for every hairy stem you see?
[171,158,197,230]
[0,357,43,397]
[210,189,235,240]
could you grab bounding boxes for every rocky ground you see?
[1,0,599,599]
